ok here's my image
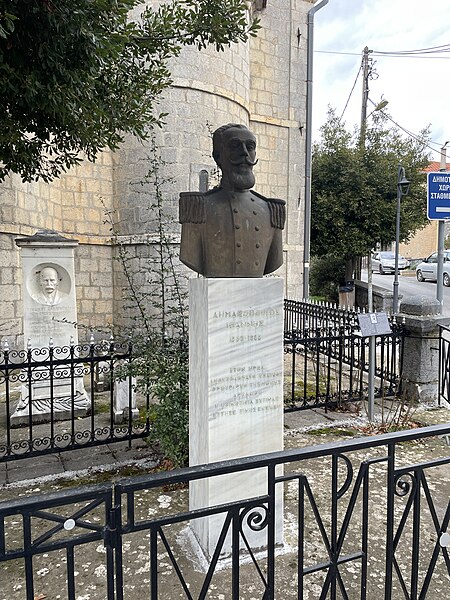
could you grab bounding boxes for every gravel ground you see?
[0,402,449,599]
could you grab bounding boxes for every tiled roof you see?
[425,161,450,172]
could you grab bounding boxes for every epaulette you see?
[252,191,286,229]
[179,192,206,224]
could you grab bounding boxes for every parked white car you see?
[416,250,450,286]
[371,251,410,274]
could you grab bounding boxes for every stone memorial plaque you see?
[12,231,90,425]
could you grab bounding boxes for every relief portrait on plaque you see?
[179,124,286,278]
[28,265,70,306]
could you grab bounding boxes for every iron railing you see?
[284,298,359,332]
[439,324,450,406]
[0,339,151,462]
[0,301,407,461]
[283,300,405,411]
[0,423,449,599]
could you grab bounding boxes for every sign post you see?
[428,170,450,312]
[357,312,392,421]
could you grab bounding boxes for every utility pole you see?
[359,46,370,148]
[437,142,449,312]
[359,46,375,422]
[359,46,371,307]
[352,46,371,284]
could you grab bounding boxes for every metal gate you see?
[1,423,449,599]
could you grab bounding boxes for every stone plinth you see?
[189,278,284,559]
[114,376,138,424]
[400,296,450,404]
[354,279,401,313]
[11,230,90,425]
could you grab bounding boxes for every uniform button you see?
[255,261,259,266]
[236,259,241,264]
[253,211,257,215]
[235,224,240,229]
[255,226,260,231]
[233,208,238,213]
[256,243,260,248]
[251,198,255,202]
[236,242,241,247]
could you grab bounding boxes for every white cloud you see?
[312,0,450,157]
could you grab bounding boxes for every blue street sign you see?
[427,171,450,220]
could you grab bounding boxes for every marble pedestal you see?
[12,372,90,426]
[189,278,284,559]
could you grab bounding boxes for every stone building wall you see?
[249,0,309,297]
[0,0,313,347]
[399,221,438,261]
[0,151,115,347]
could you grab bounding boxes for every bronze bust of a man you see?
[179,123,285,278]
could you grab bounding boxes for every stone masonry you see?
[0,1,314,347]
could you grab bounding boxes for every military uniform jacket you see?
[179,188,286,277]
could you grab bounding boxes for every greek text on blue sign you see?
[427,172,450,220]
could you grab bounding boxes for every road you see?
[361,270,450,316]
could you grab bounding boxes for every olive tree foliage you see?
[0,0,258,183]
[311,108,431,265]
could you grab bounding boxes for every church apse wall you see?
[0,0,312,347]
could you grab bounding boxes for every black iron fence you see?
[1,423,449,599]
[0,301,405,462]
[284,298,359,332]
[283,299,405,411]
[439,324,450,406]
[0,338,151,463]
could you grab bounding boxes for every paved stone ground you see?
[0,400,449,599]
[0,439,157,487]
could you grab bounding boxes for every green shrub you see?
[309,255,346,303]
[146,337,189,469]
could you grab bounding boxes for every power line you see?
[372,53,450,60]
[367,98,442,156]
[316,50,362,56]
[318,44,448,155]
[373,43,450,54]
[316,50,450,60]
[339,63,362,121]
[316,47,450,60]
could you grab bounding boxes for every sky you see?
[312,0,450,161]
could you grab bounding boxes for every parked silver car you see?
[371,251,410,274]
[416,250,450,286]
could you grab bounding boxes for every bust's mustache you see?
[229,157,258,167]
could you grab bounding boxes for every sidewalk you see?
[0,401,449,489]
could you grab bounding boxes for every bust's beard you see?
[228,167,255,191]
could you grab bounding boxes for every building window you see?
[199,170,209,193]
[253,0,268,11]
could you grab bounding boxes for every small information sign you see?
[357,312,392,337]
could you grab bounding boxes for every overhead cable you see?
[368,98,443,156]
[339,62,362,121]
